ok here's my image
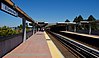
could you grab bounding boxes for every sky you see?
[0,0,99,27]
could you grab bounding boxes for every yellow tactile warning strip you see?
[61,31,99,39]
[44,32,64,58]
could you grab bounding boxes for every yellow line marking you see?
[44,32,64,58]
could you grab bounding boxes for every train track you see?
[46,31,80,58]
[47,31,99,58]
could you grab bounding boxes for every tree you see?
[0,26,18,36]
[77,15,83,22]
[17,23,30,32]
[65,19,70,22]
[2,26,8,30]
[73,15,83,23]
[18,23,28,29]
[19,24,23,29]
[73,15,84,30]
[87,15,97,30]
[87,15,96,21]
[26,23,29,28]
[73,16,78,22]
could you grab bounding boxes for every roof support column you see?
[74,24,76,32]
[32,24,34,35]
[35,26,38,33]
[89,23,91,34]
[34,25,36,34]
[22,17,26,42]
[32,24,35,34]
[37,26,39,32]
[35,26,37,33]
[66,24,67,31]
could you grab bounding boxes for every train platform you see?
[3,31,64,58]
[61,31,99,39]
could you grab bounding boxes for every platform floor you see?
[61,31,99,39]
[3,32,52,58]
[44,32,64,58]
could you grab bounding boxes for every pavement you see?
[3,32,52,58]
[3,31,64,58]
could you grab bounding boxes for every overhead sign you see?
[1,3,18,17]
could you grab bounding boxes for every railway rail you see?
[59,31,99,50]
[47,31,99,58]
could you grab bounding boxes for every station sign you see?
[0,2,18,17]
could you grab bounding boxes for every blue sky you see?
[0,0,99,27]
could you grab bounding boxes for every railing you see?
[48,31,99,58]
[0,31,33,57]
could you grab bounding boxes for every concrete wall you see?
[76,30,99,35]
[26,31,33,39]
[0,31,33,57]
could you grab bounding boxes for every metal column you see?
[22,18,26,42]
[74,25,76,32]
[89,23,91,34]
[35,26,37,33]
[33,25,36,34]
[66,24,67,31]
[32,23,34,35]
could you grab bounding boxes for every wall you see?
[0,31,33,57]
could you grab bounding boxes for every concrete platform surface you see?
[3,32,52,58]
[61,31,99,39]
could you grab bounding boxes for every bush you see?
[0,26,19,36]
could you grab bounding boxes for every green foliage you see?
[73,15,83,23]
[87,15,97,30]
[87,15,96,21]
[73,16,78,22]
[73,15,84,30]
[17,24,30,32]
[0,26,19,36]
[77,15,83,21]
[18,24,23,30]
[65,19,70,22]
[73,15,98,30]
[0,24,31,36]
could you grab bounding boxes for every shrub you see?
[0,26,19,36]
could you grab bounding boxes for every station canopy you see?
[0,0,35,23]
